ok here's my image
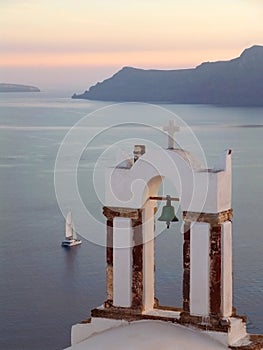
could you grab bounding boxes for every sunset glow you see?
[1,0,262,89]
[0,48,243,68]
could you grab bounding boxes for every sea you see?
[0,90,262,350]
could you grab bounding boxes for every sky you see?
[1,0,263,92]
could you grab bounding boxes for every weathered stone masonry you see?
[183,209,233,321]
[183,222,191,313]
[103,206,144,311]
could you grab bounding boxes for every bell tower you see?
[70,122,258,349]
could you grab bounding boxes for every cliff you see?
[72,45,263,106]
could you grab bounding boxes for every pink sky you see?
[1,0,262,91]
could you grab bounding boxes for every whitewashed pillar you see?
[102,207,144,311]
[221,221,232,317]
[182,210,233,320]
[113,217,133,307]
[142,201,155,312]
[190,222,210,316]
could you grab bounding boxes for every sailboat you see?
[61,211,82,247]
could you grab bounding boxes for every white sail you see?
[65,211,73,238]
[72,222,77,240]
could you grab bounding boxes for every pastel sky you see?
[1,0,262,91]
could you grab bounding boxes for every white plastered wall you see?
[221,221,233,317]
[142,201,155,312]
[190,222,210,316]
[105,149,232,214]
[113,217,132,307]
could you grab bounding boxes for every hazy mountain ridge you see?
[73,45,263,106]
[0,83,40,93]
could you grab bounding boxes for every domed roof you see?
[68,320,228,350]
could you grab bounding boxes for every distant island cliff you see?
[72,45,263,106]
[0,83,40,93]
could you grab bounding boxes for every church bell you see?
[158,195,179,228]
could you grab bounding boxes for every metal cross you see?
[163,120,180,149]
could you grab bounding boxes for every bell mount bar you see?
[149,196,180,201]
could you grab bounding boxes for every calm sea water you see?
[0,91,262,349]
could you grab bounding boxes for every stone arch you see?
[142,175,163,200]
[105,148,213,213]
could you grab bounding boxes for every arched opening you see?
[146,176,183,309]
[155,220,183,308]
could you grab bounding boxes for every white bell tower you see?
[99,123,235,323]
[69,122,259,349]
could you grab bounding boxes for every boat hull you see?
[61,239,82,247]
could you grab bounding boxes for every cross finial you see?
[163,120,180,149]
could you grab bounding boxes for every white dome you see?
[67,320,228,350]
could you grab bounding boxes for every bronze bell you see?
[158,195,179,228]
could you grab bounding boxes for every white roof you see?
[66,320,228,350]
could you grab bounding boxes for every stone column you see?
[182,209,233,320]
[142,201,155,312]
[131,213,143,309]
[103,207,143,311]
[210,223,222,316]
[183,222,191,313]
[190,221,210,316]
[113,217,133,307]
[106,218,113,306]
[221,220,232,317]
